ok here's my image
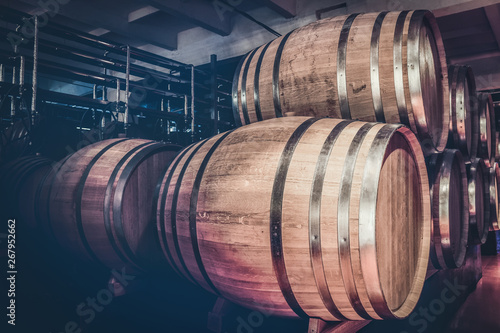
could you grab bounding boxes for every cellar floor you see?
[447,255,500,332]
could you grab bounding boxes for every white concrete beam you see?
[88,28,110,37]
[484,4,500,49]
[433,0,500,17]
[128,5,159,23]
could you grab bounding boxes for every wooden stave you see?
[447,65,478,162]
[0,156,53,223]
[477,93,496,165]
[426,149,469,269]
[233,10,449,155]
[157,117,430,321]
[13,158,53,228]
[489,162,500,231]
[46,139,180,272]
[466,158,490,245]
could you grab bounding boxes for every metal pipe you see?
[18,55,25,116]
[210,54,218,135]
[116,78,121,113]
[0,64,4,82]
[11,39,19,119]
[165,84,171,136]
[101,73,107,140]
[31,15,39,126]
[167,98,171,136]
[39,19,191,72]
[92,84,97,122]
[19,55,25,87]
[191,65,195,141]
[103,70,108,101]
[124,45,130,137]
[31,37,191,87]
[184,94,188,120]
[160,98,164,130]
[11,65,16,119]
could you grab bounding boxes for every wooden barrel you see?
[44,139,180,272]
[426,150,468,269]
[233,10,449,155]
[447,65,478,161]
[0,156,53,224]
[156,117,430,321]
[467,158,490,245]
[477,93,496,165]
[489,162,500,231]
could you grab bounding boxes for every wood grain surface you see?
[45,139,180,272]
[233,10,449,154]
[157,117,430,321]
[427,149,469,269]
[447,65,478,162]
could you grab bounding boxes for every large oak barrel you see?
[0,156,53,224]
[156,117,430,321]
[447,65,478,161]
[477,93,496,165]
[233,10,449,154]
[467,158,490,244]
[44,139,180,272]
[489,162,500,231]
[426,150,468,269]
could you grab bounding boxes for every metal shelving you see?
[0,5,234,159]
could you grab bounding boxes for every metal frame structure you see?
[0,5,234,152]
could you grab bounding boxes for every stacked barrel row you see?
[426,64,499,270]
[226,8,497,319]
[232,10,450,155]
[3,9,497,325]
[166,10,444,321]
[0,140,181,275]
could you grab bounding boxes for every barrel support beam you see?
[307,318,370,333]
[207,297,237,333]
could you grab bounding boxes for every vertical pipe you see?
[166,83,171,136]
[92,84,97,122]
[184,94,188,137]
[11,64,17,120]
[0,64,4,82]
[11,41,19,121]
[116,78,121,111]
[31,16,39,126]
[191,65,195,142]
[19,56,25,118]
[124,45,130,137]
[166,98,171,136]
[210,54,218,135]
[101,78,107,140]
[19,56,25,88]
[116,78,121,136]
[160,97,165,134]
